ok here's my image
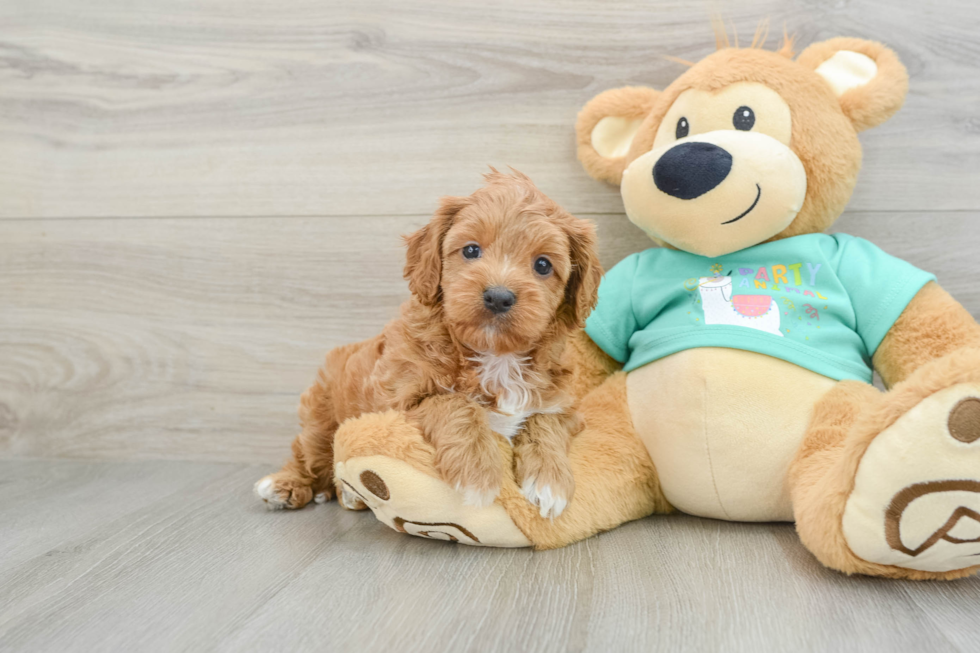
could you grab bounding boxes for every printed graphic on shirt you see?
[686,262,830,340]
[697,276,783,337]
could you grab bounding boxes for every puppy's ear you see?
[576,86,660,186]
[558,215,603,330]
[403,196,467,306]
[797,37,908,132]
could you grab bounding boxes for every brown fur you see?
[512,411,581,510]
[410,393,504,500]
[258,171,602,509]
[873,282,980,387]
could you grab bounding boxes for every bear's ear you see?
[797,37,909,132]
[576,86,660,185]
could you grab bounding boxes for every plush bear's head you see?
[576,36,908,258]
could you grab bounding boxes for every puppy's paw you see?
[517,453,575,520]
[254,473,313,510]
[433,436,503,509]
[457,483,501,508]
[521,478,569,520]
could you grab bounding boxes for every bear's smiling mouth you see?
[721,184,762,225]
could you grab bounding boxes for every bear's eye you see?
[534,256,553,276]
[733,106,755,131]
[675,117,689,139]
[462,243,481,259]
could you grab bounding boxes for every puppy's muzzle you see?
[483,286,516,315]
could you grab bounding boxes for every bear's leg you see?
[790,351,980,579]
[333,373,671,549]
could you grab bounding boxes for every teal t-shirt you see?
[585,233,934,383]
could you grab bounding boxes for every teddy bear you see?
[330,33,980,580]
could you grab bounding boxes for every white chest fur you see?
[471,352,536,441]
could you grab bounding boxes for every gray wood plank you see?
[216,516,966,653]
[899,580,980,652]
[0,458,241,573]
[0,461,350,652]
[1,212,978,462]
[1,0,979,219]
[0,459,976,653]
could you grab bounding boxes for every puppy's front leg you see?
[514,412,578,519]
[411,395,503,507]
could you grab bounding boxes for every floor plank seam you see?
[1,209,978,222]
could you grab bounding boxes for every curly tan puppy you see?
[255,170,601,518]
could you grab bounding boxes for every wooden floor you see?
[2,458,979,653]
[2,0,979,650]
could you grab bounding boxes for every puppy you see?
[254,170,601,518]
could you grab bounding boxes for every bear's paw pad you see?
[843,384,980,572]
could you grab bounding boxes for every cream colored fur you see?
[627,348,835,521]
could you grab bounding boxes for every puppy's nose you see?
[653,141,732,200]
[483,286,516,315]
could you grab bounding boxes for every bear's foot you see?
[843,383,980,573]
[335,455,530,547]
[333,411,532,548]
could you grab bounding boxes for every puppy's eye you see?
[534,256,553,276]
[675,117,689,139]
[733,106,755,131]
[462,243,481,259]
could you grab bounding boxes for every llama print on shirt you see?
[697,276,783,337]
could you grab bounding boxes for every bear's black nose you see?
[653,141,733,200]
[483,286,516,315]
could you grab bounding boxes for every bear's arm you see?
[872,281,980,387]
